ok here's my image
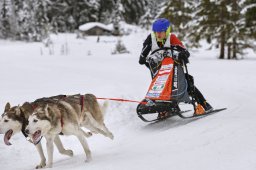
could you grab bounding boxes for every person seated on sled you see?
[138,18,213,119]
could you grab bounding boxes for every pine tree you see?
[242,0,256,51]
[121,0,147,24]
[17,0,36,41]
[33,0,50,41]
[139,0,161,30]
[11,0,22,40]
[0,0,11,39]
[111,0,124,35]
[59,0,76,32]
[185,0,256,59]
[159,0,194,39]
[214,0,252,59]
[184,0,232,59]
[215,0,230,59]
[93,0,114,23]
[46,0,67,32]
[67,0,95,31]
[0,0,152,40]
[185,0,219,48]
[8,0,19,39]
[227,0,242,59]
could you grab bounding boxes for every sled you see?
[136,46,226,123]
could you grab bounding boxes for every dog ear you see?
[4,102,11,112]
[44,104,50,118]
[21,102,33,114]
[20,102,33,119]
[15,105,21,116]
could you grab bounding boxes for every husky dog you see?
[25,94,113,168]
[61,94,114,139]
[0,101,76,169]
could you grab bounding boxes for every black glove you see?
[178,50,190,64]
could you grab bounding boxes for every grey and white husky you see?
[0,100,75,169]
[25,94,113,168]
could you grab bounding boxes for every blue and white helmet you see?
[152,18,170,32]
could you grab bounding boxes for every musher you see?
[139,18,213,119]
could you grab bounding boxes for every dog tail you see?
[101,101,108,116]
[84,94,104,122]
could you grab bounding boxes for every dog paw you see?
[59,149,73,157]
[45,164,53,168]
[84,131,93,137]
[35,165,43,169]
[87,132,93,137]
[35,162,46,169]
[85,156,92,163]
[108,133,114,140]
[65,149,74,157]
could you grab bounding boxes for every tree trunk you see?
[227,43,231,59]
[232,37,237,59]
[219,31,225,59]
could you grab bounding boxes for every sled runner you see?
[176,108,227,119]
[136,45,226,122]
[137,107,226,123]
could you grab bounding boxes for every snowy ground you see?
[0,28,256,170]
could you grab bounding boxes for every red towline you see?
[96,97,147,105]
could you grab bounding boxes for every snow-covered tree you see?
[226,0,243,59]
[112,39,129,54]
[66,0,95,31]
[242,0,256,52]
[159,0,194,39]
[33,0,50,41]
[47,1,66,32]
[185,0,256,59]
[139,0,162,30]
[111,0,124,35]
[17,0,36,41]
[0,0,151,39]
[121,0,147,24]
[92,0,114,23]
[0,0,11,39]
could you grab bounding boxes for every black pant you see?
[185,73,206,105]
[192,86,207,105]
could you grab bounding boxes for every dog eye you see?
[33,119,38,123]
[4,119,9,122]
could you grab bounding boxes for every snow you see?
[241,3,256,14]
[0,24,256,170]
[78,22,112,32]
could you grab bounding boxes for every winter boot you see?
[194,104,205,115]
[194,101,213,115]
[203,101,213,113]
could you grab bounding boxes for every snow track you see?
[0,32,256,170]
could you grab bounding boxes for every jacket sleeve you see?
[139,34,152,65]
[170,34,186,49]
[170,34,190,62]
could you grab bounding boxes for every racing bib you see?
[145,57,175,101]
